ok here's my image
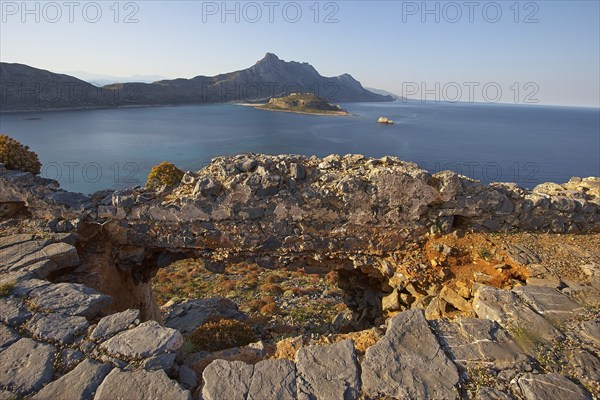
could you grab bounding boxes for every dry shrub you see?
[146,161,184,188]
[0,135,41,174]
[260,283,284,295]
[260,302,278,315]
[188,318,256,352]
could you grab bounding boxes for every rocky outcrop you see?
[2,155,599,324]
[1,155,599,399]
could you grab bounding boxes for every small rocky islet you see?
[1,150,599,399]
[255,93,349,116]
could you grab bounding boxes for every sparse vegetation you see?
[188,318,256,352]
[0,135,42,175]
[0,281,16,297]
[145,161,184,189]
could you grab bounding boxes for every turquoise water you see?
[1,102,598,193]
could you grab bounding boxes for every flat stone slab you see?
[296,339,360,400]
[94,368,190,400]
[90,309,139,341]
[26,313,89,344]
[0,240,47,270]
[99,320,182,360]
[579,320,600,346]
[473,285,563,344]
[513,285,583,321]
[516,373,591,400]
[0,338,55,396]
[10,242,80,273]
[0,297,32,326]
[163,297,246,334]
[433,317,528,371]
[477,386,514,400]
[361,309,460,399]
[202,360,254,400]
[11,278,51,297]
[32,359,112,400]
[0,323,20,349]
[28,282,111,319]
[0,234,34,251]
[248,359,296,400]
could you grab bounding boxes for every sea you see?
[1,101,598,194]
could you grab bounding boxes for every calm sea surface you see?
[1,102,598,194]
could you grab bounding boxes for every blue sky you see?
[1,1,599,107]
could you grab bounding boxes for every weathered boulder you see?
[28,283,111,319]
[516,373,591,400]
[472,285,563,345]
[94,368,190,400]
[89,309,139,341]
[0,297,32,326]
[512,285,583,321]
[0,338,55,396]
[25,312,89,344]
[248,359,296,400]
[202,360,253,400]
[32,359,112,400]
[99,320,182,360]
[9,242,80,273]
[361,309,459,399]
[296,339,360,400]
[0,323,20,349]
[433,318,529,371]
[163,298,246,334]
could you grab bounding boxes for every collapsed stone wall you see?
[1,155,599,323]
[1,156,599,399]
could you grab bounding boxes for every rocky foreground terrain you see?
[1,154,599,399]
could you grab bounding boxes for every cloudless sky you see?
[1,0,599,106]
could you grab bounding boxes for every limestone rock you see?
[177,365,198,390]
[0,338,55,396]
[579,320,600,346]
[32,359,112,400]
[477,386,514,400]
[296,339,360,400]
[440,286,473,312]
[516,373,591,400]
[0,297,32,326]
[28,283,112,319]
[89,309,139,341]
[361,309,459,399]
[99,320,182,360]
[202,360,253,400]
[59,348,85,371]
[472,285,562,344]
[9,242,80,273]
[512,285,583,321]
[94,368,190,400]
[382,289,401,311]
[248,359,296,400]
[433,318,528,371]
[163,297,246,334]
[0,323,20,349]
[141,352,176,371]
[26,312,89,344]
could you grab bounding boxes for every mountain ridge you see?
[0,53,393,112]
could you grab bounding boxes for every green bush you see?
[146,161,184,189]
[188,318,256,352]
[0,135,41,175]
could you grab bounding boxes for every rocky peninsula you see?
[1,153,599,399]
